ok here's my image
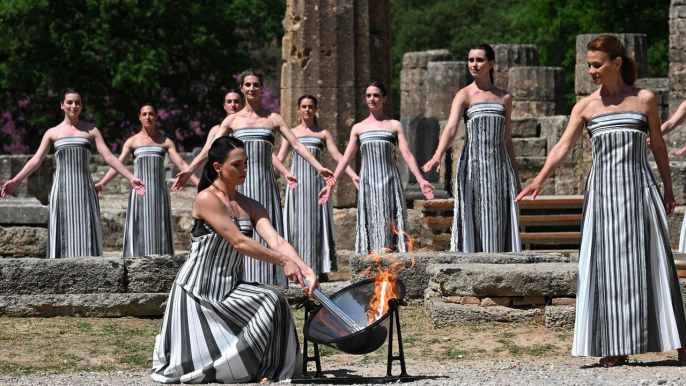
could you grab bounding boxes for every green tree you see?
[0,0,285,153]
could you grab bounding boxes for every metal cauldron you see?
[303,278,406,355]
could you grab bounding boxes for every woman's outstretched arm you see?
[92,128,145,196]
[395,120,434,199]
[422,89,468,172]
[1,128,55,197]
[94,137,134,195]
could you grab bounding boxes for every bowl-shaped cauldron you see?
[303,278,405,355]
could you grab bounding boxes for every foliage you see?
[391,0,671,114]
[0,0,285,153]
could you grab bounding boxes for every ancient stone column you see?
[281,0,392,207]
[575,34,649,99]
[492,45,540,90]
[508,67,566,118]
[400,50,452,117]
[424,62,470,121]
[670,0,686,116]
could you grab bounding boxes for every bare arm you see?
[96,138,134,190]
[645,91,675,214]
[395,120,434,199]
[503,94,521,191]
[1,128,55,197]
[515,100,587,201]
[276,140,291,164]
[317,128,360,204]
[422,90,468,172]
[323,130,358,182]
[273,114,334,184]
[166,139,200,186]
[662,99,686,137]
[92,128,145,196]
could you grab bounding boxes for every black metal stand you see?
[293,298,418,384]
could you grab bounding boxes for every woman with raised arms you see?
[516,35,686,367]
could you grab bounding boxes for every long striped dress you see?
[356,130,407,254]
[123,146,174,257]
[451,102,521,253]
[283,136,337,274]
[151,217,301,383]
[232,127,287,286]
[48,137,102,259]
[572,111,686,357]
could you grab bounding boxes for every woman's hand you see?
[318,185,333,205]
[421,157,441,173]
[352,175,360,189]
[283,261,319,296]
[285,173,298,189]
[94,183,104,197]
[419,180,435,200]
[515,182,541,202]
[172,170,192,192]
[1,179,19,198]
[318,167,336,186]
[130,177,146,196]
[665,188,676,215]
[676,145,686,156]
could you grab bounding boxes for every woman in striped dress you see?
[423,43,521,253]
[277,95,359,281]
[95,103,199,257]
[152,136,317,383]
[0,88,145,258]
[516,35,686,366]
[173,69,334,286]
[319,82,434,254]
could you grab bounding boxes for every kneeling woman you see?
[151,136,317,383]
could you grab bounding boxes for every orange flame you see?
[364,223,415,325]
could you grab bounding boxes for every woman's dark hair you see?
[365,81,388,97]
[225,88,245,103]
[62,88,81,101]
[198,136,246,192]
[238,68,264,87]
[587,35,638,86]
[298,94,319,124]
[139,103,158,115]
[469,43,496,84]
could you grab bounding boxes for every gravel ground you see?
[1,356,684,385]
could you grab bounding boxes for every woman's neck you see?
[140,125,157,137]
[473,75,494,91]
[301,117,316,129]
[244,99,263,115]
[62,115,79,126]
[212,179,238,200]
[369,107,387,121]
[600,77,627,98]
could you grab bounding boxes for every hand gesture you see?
[172,170,192,192]
[318,168,336,186]
[515,182,541,202]
[130,177,146,196]
[318,185,333,205]
[421,157,440,173]
[419,180,435,200]
[1,180,19,198]
[665,188,676,215]
[285,173,298,189]
[94,183,104,197]
[676,145,686,156]
[352,175,360,189]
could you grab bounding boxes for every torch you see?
[303,279,364,334]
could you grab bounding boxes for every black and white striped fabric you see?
[151,217,301,383]
[356,130,408,254]
[572,111,686,357]
[283,136,337,274]
[451,102,521,253]
[48,137,102,259]
[232,127,287,286]
[123,146,174,257]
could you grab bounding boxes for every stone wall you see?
[671,0,686,117]
[508,67,566,118]
[400,50,452,117]
[492,45,540,89]
[281,0,393,207]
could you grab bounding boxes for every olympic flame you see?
[363,224,415,325]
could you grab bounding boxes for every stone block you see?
[670,4,686,19]
[512,138,546,157]
[510,118,539,138]
[512,296,547,306]
[402,49,452,69]
[401,50,453,117]
[0,155,54,204]
[400,115,441,184]
[576,34,649,95]
[426,262,577,297]
[0,257,126,295]
[0,226,47,257]
[512,101,565,118]
[668,207,684,250]
[350,252,569,300]
[460,296,480,305]
[508,67,566,102]
[551,297,576,306]
[0,198,49,225]
[493,44,540,89]
[545,305,576,329]
[0,293,167,317]
[333,208,357,251]
[445,296,462,303]
[481,297,511,307]
[425,61,471,121]
[634,77,670,92]
[426,300,543,328]
[125,255,187,293]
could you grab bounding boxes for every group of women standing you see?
[3,33,686,381]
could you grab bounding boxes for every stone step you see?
[519,214,582,226]
[0,293,168,317]
[527,249,578,257]
[414,195,585,214]
[520,232,581,244]
[512,138,547,157]
[426,299,544,328]
[0,198,49,226]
